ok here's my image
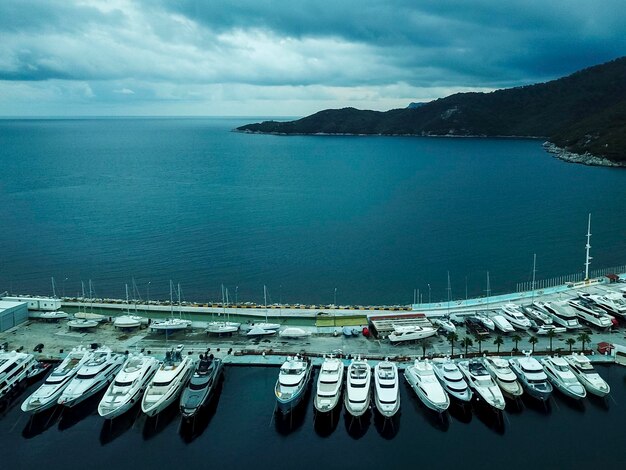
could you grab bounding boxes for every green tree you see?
[421,339,431,359]
[460,337,474,356]
[546,329,556,352]
[512,334,522,352]
[448,332,459,357]
[477,336,484,354]
[566,337,576,352]
[578,332,592,352]
[528,336,539,353]
[493,336,504,354]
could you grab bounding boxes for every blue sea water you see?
[1,117,625,305]
[1,365,625,470]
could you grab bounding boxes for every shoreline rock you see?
[543,142,626,168]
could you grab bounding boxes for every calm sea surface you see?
[1,365,625,469]
[1,117,625,304]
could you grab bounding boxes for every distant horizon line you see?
[0,115,299,120]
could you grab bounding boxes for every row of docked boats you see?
[20,345,222,420]
[273,352,612,420]
[0,349,50,405]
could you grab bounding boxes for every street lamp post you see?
[147,282,151,306]
[428,284,431,304]
[334,287,337,307]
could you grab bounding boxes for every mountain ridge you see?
[237,57,626,165]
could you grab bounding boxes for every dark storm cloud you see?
[0,0,625,115]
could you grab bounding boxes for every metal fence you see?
[515,264,626,293]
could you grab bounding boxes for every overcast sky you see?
[1,0,625,117]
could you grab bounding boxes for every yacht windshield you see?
[114,380,133,387]
[379,383,395,389]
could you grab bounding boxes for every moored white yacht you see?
[180,353,224,418]
[508,354,553,401]
[563,353,610,397]
[344,356,371,417]
[431,318,456,334]
[141,345,194,417]
[458,359,505,410]
[533,301,581,330]
[482,356,523,399]
[373,359,400,418]
[98,352,160,419]
[568,298,613,329]
[432,357,472,403]
[388,324,438,343]
[473,312,495,331]
[21,346,91,413]
[274,355,312,415]
[522,305,553,325]
[0,349,37,400]
[491,314,515,333]
[540,356,586,400]
[314,355,344,413]
[58,346,125,407]
[404,359,450,413]
[499,304,531,330]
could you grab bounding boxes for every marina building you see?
[0,300,28,333]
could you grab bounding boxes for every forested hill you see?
[237,57,626,163]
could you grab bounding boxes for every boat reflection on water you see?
[179,379,224,444]
[57,393,103,431]
[22,406,62,439]
[343,408,371,440]
[373,408,400,440]
[99,406,141,446]
[447,400,473,424]
[274,390,311,436]
[142,401,179,441]
[313,407,341,438]
[472,403,505,436]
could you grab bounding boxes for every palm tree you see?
[421,339,431,359]
[578,332,592,352]
[546,329,556,352]
[460,337,474,356]
[566,337,576,352]
[528,336,538,353]
[448,332,459,357]
[493,336,504,353]
[512,334,522,352]
[477,336,484,354]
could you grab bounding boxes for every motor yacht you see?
[205,322,239,335]
[404,359,450,413]
[499,304,531,330]
[388,325,438,343]
[563,353,610,397]
[58,346,125,407]
[591,292,626,316]
[344,356,371,417]
[540,356,586,400]
[373,359,400,418]
[180,353,223,418]
[431,318,456,334]
[532,323,567,335]
[569,298,613,329]
[21,346,91,413]
[314,355,344,413]
[533,301,582,330]
[150,318,192,332]
[491,314,515,333]
[142,345,194,417]
[474,312,495,331]
[482,357,523,399]
[246,326,277,337]
[508,354,553,401]
[522,305,553,325]
[0,349,37,400]
[458,359,506,410]
[432,358,472,403]
[274,355,312,415]
[98,352,160,419]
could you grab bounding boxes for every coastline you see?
[543,142,626,168]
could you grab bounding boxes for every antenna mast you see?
[584,213,592,281]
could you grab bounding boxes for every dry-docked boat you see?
[533,301,582,330]
[388,325,438,343]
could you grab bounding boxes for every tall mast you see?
[447,271,451,315]
[51,277,57,298]
[584,213,592,281]
[531,253,537,303]
[264,285,268,323]
[125,283,130,314]
[221,284,225,317]
[169,280,174,317]
[225,288,230,322]
[177,283,182,318]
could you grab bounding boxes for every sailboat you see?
[73,280,105,321]
[246,285,280,336]
[114,284,143,329]
[37,277,69,321]
[206,285,241,335]
[150,281,192,332]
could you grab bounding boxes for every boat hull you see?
[344,391,370,417]
[143,367,193,417]
[404,370,449,413]
[314,393,341,414]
